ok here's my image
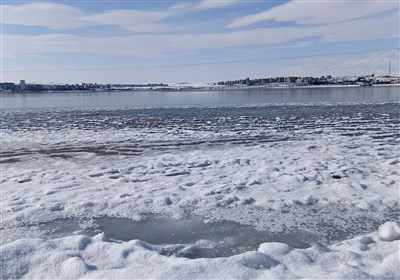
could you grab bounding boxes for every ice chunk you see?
[242,251,280,269]
[258,242,292,257]
[378,222,400,242]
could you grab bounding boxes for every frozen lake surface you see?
[1,87,399,279]
[33,215,315,259]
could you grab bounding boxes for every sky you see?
[1,0,399,84]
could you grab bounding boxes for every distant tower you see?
[389,60,391,77]
[19,80,26,90]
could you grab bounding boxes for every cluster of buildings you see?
[215,75,400,87]
[0,80,168,93]
[1,75,399,93]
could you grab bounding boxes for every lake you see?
[1,86,399,109]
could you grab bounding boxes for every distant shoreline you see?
[1,83,399,94]
[209,83,400,90]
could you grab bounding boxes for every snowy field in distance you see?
[1,101,399,279]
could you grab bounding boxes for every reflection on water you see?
[1,86,399,109]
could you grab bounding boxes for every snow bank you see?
[1,222,399,279]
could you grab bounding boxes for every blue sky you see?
[1,0,399,84]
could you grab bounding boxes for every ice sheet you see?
[1,102,399,278]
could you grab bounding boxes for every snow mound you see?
[378,222,400,242]
[242,251,280,269]
[1,222,400,279]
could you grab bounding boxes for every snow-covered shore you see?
[2,222,399,279]
[1,102,399,279]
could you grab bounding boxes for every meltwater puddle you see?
[36,215,315,259]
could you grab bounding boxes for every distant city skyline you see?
[1,0,399,84]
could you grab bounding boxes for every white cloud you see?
[227,0,399,28]
[1,3,171,32]
[335,50,399,76]
[1,30,280,58]
[291,41,313,48]
[196,0,237,9]
[1,1,239,33]
[317,13,398,42]
[122,23,169,33]
[271,50,399,77]
[1,3,94,29]
[84,9,171,32]
[3,11,398,59]
[169,3,193,10]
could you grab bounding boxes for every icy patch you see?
[242,251,279,269]
[32,215,313,259]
